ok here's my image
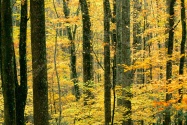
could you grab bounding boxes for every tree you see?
[178,0,186,124]
[164,0,176,124]
[111,0,117,124]
[103,0,111,124]
[121,0,132,124]
[133,0,142,84]
[116,0,132,124]
[30,0,49,124]
[116,0,122,87]
[62,0,80,100]
[15,0,28,124]
[79,0,93,105]
[1,0,16,124]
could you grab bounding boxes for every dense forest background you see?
[0,0,187,125]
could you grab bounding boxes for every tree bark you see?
[104,0,111,124]
[178,0,186,124]
[133,0,142,84]
[15,0,28,124]
[1,0,16,124]
[79,0,93,105]
[30,0,49,124]
[116,0,132,124]
[121,0,132,124]
[111,0,116,124]
[164,0,176,124]
[62,0,80,100]
[116,0,122,86]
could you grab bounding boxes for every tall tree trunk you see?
[116,0,122,87]
[116,0,132,123]
[15,0,28,124]
[103,0,111,124]
[178,0,186,124]
[30,0,49,124]
[0,0,2,75]
[62,0,80,100]
[1,0,16,124]
[121,0,132,124]
[133,0,142,84]
[79,0,93,105]
[111,0,116,124]
[133,1,143,124]
[164,0,176,124]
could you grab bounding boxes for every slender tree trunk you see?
[111,0,116,124]
[79,0,93,105]
[133,1,143,124]
[30,0,49,124]
[116,0,122,87]
[0,0,2,75]
[103,0,111,124]
[1,0,16,124]
[15,0,28,124]
[62,0,80,100]
[121,0,132,124]
[164,0,176,124]
[133,0,142,84]
[178,0,186,124]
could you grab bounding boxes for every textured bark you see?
[111,0,116,124]
[1,0,16,124]
[116,0,132,124]
[164,0,176,124]
[133,0,142,84]
[15,0,28,124]
[178,0,186,124]
[104,0,111,124]
[121,0,132,124]
[79,0,93,105]
[116,0,122,86]
[0,0,1,75]
[62,0,80,100]
[30,0,49,124]
[178,0,186,103]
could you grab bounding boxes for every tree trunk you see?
[62,0,80,100]
[116,0,132,123]
[178,0,186,124]
[121,0,132,124]
[15,0,28,124]
[79,0,93,105]
[104,0,111,124]
[111,0,116,124]
[30,0,49,124]
[116,0,122,86]
[1,0,16,124]
[164,0,176,124]
[0,0,2,75]
[133,0,142,84]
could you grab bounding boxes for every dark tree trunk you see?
[0,0,2,75]
[178,0,186,124]
[121,0,132,124]
[1,0,16,124]
[116,0,122,86]
[30,0,49,124]
[133,0,143,85]
[164,0,176,124]
[62,0,80,100]
[79,0,93,105]
[104,0,111,124]
[15,0,28,124]
[111,0,116,124]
